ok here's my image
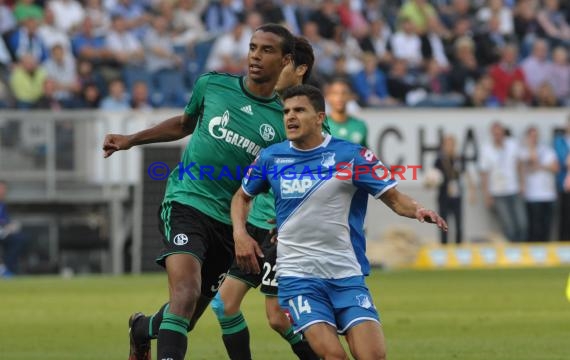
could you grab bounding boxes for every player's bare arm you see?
[103,113,198,158]
[380,187,448,231]
[231,187,264,274]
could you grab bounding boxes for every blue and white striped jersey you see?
[242,135,397,279]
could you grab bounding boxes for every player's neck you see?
[330,110,348,123]
[244,77,277,98]
[292,133,326,150]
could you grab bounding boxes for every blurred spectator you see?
[205,15,251,74]
[424,17,451,70]
[433,134,474,244]
[0,78,8,108]
[9,53,47,108]
[521,38,551,95]
[473,14,511,67]
[48,0,85,34]
[42,44,79,105]
[439,0,474,31]
[99,77,130,110]
[390,16,423,68]
[7,16,48,63]
[203,0,240,37]
[536,0,570,47]
[338,0,369,35]
[367,18,393,67]
[325,78,368,146]
[554,117,570,241]
[504,79,531,108]
[37,7,71,52]
[0,0,16,35]
[84,0,111,37]
[448,36,481,96]
[532,81,561,107]
[399,0,440,35]
[78,81,101,108]
[547,46,570,105]
[105,15,145,66]
[476,0,514,35]
[479,121,527,242]
[144,15,186,106]
[130,80,152,110]
[71,17,114,67]
[416,58,464,107]
[13,0,44,23]
[302,21,338,79]
[0,180,28,277]
[520,126,558,242]
[110,0,150,39]
[171,0,209,48]
[488,44,527,104]
[308,0,341,40]
[331,25,364,75]
[76,59,105,93]
[0,35,12,74]
[351,52,394,107]
[513,0,540,57]
[387,59,420,104]
[35,77,63,110]
[465,81,500,107]
[270,0,304,35]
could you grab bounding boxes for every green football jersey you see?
[328,115,368,147]
[163,73,286,225]
[247,106,333,230]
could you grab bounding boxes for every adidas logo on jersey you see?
[240,105,253,115]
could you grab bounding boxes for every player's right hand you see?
[102,134,131,158]
[235,232,264,274]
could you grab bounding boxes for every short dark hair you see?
[293,36,314,83]
[282,84,325,113]
[256,23,295,57]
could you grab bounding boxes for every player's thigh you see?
[217,276,251,315]
[278,277,334,333]
[303,322,348,360]
[224,223,269,292]
[259,238,278,296]
[345,320,386,360]
[264,295,290,333]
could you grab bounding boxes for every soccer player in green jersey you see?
[326,78,369,146]
[212,36,319,360]
[102,24,295,360]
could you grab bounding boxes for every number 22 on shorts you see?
[288,295,312,320]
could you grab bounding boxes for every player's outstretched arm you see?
[102,113,198,158]
[231,187,264,274]
[380,188,448,231]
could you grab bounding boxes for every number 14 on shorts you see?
[288,295,312,320]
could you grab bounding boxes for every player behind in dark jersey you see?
[211,37,319,360]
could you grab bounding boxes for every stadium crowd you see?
[0,0,568,110]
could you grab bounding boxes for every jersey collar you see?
[289,134,332,152]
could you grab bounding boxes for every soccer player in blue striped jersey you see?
[231,85,447,359]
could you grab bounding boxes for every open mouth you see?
[287,124,299,130]
[249,64,263,72]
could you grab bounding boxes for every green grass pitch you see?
[0,267,568,359]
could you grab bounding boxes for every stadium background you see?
[0,0,569,359]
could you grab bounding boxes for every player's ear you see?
[316,112,326,126]
[282,54,293,67]
[295,64,307,78]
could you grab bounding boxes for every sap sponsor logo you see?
[173,233,189,246]
[275,157,295,164]
[280,178,317,198]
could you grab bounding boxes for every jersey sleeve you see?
[183,74,210,117]
[242,149,271,197]
[352,147,397,198]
